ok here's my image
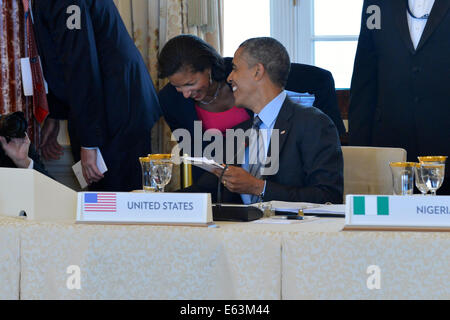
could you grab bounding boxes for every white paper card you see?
[20,57,49,96]
[76,192,213,225]
[72,148,108,189]
[182,156,224,173]
[303,204,346,216]
[345,195,450,228]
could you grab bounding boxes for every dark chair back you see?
[286,63,346,135]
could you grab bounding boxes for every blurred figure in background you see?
[32,0,161,191]
[349,0,450,194]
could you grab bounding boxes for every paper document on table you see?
[182,156,224,173]
[303,204,346,217]
[252,216,318,224]
[72,148,108,189]
[260,201,320,214]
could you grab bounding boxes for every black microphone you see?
[212,164,263,222]
[216,164,228,207]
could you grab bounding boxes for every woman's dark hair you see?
[158,34,227,81]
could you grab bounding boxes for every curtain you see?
[113,0,223,190]
[0,0,36,143]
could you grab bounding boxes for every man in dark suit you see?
[187,37,343,204]
[32,0,161,191]
[349,0,450,194]
[0,134,49,176]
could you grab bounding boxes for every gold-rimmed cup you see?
[147,154,173,192]
[389,162,416,195]
[139,157,155,192]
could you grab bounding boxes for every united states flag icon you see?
[83,193,117,213]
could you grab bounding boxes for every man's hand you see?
[40,118,63,160]
[0,134,32,168]
[80,148,104,185]
[212,165,265,195]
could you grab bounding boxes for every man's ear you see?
[254,63,265,80]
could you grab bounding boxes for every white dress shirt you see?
[240,91,286,204]
[407,0,436,49]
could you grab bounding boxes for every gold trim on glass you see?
[148,154,172,160]
[139,157,150,162]
[389,162,417,168]
[417,156,447,163]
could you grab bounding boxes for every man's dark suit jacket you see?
[185,98,344,204]
[0,144,50,177]
[32,0,162,191]
[349,1,450,182]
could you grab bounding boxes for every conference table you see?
[0,215,448,300]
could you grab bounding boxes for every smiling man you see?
[186,37,343,205]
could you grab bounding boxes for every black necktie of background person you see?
[212,118,265,222]
[406,0,430,20]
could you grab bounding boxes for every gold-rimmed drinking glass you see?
[418,156,447,196]
[139,157,155,192]
[389,162,416,195]
[148,154,173,192]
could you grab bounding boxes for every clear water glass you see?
[414,164,429,195]
[420,163,445,196]
[150,159,173,192]
[417,156,447,196]
[139,157,155,192]
[389,162,415,195]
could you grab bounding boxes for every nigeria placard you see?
[345,195,450,231]
[76,192,213,226]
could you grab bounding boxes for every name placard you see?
[76,192,213,226]
[345,195,450,231]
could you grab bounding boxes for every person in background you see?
[0,133,49,176]
[32,0,161,191]
[349,0,450,194]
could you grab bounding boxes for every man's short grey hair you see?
[238,37,291,88]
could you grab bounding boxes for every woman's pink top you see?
[195,105,251,134]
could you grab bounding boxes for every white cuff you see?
[27,158,34,169]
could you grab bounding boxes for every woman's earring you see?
[209,72,213,85]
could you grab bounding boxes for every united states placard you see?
[83,193,117,213]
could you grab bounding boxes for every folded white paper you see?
[303,204,346,216]
[262,201,320,214]
[72,148,108,189]
[181,156,224,173]
[20,57,49,96]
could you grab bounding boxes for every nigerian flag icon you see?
[353,196,389,216]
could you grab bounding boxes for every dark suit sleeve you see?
[45,0,105,148]
[158,84,184,133]
[28,144,52,177]
[348,0,378,146]
[264,111,344,204]
[47,90,70,120]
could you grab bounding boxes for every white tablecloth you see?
[0,216,448,299]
